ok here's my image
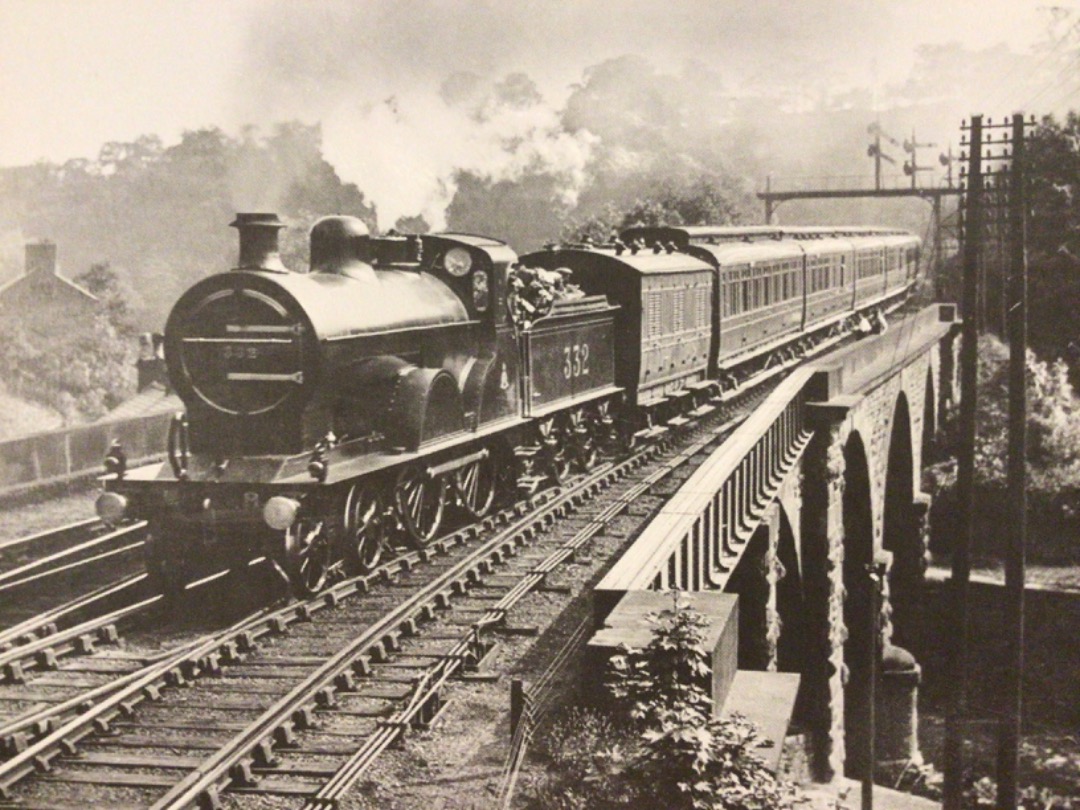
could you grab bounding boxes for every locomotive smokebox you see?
[231,213,287,272]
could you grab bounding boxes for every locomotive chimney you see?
[230,213,287,272]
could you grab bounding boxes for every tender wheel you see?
[566,409,599,472]
[284,518,331,598]
[395,465,447,547]
[591,400,621,458]
[343,484,389,575]
[537,417,571,485]
[454,452,497,518]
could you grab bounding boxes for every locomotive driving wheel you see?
[395,465,447,547]
[284,518,332,598]
[343,484,390,575]
[454,452,497,518]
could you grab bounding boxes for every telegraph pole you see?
[945,114,983,810]
[997,111,1032,810]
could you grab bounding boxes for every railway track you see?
[0,386,764,810]
[0,519,149,634]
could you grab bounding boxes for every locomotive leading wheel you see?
[395,465,447,547]
[284,518,331,598]
[454,453,497,518]
[343,484,389,575]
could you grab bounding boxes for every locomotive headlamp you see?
[443,247,473,277]
[263,496,301,531]
[95,492,129,526]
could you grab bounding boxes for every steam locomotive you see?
[95,214,919,598]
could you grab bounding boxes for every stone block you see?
[586,590,739,713]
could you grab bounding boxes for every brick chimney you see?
[25,241,57,276]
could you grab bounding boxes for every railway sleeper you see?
[230,757,260,787]
[2,662,25,683]
[34,649,57,671]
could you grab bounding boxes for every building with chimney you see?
[0,242,98,337]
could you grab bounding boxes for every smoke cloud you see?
[234,0,1054,232]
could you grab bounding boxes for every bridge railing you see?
[595,367,817,617]
[593,304,959,620]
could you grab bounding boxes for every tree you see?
[76,261,138,333]
[562,178,751,245]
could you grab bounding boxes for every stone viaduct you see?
[594,303,960,781]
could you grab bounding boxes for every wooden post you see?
[997,111,1029,810]
[510,678,525,739]
[945,114,983,810]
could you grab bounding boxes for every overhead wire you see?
[1019,45,1080,112]
[990,14,1080,112]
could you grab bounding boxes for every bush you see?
[928,334,1080,563]
[524,593,796,810]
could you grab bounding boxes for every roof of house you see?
[0,271,98,302]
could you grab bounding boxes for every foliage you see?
[928,334,1080,562]
[75,261,137,334]
[0,122,377,330]
[951,334,1080,492]
[525,593,796,810]
[938,112,1080,366]
[561,178,749,245]
[965,776,1075,809]
[0,312,134,423]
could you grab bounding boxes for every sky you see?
[0,0,1074,223]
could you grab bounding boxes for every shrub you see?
[525,592,796,810]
